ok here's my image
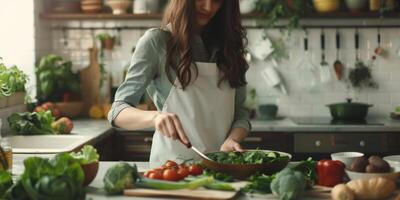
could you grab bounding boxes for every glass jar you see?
[0,138,12,171]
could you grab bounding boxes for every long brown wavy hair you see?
[162,0,248,89]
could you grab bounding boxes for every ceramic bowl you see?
[81,161,99,186]
[258,104,278,119]
[331,152,364,168]
[313,0,341,13]
[346,169,400,181]
[345,0,368,12]
[383,155,400,172]
[107,0,132,15]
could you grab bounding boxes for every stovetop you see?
[292,117,385,126]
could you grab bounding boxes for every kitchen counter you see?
[12,154,329,200]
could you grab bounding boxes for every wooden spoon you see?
[333,31,344,80]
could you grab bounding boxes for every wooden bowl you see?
[202,150,291,180]
[81,161,99,186]
[55,102,84,118]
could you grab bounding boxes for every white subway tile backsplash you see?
[34,19,400,118]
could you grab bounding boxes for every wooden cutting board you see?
[124,188,238,200]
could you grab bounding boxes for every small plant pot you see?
[6,92,25,107]
[102,38,115,50]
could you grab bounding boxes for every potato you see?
[350,157,368,172]
[368,156,390,172]
[365,164,380,173]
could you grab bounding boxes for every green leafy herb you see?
[0,170,13,197]
[7,111,55,135]
[203,169,234,182]
[3,153,86,200]
[70,145,100,165]
[292,157,317,188]
[242,173,275,194]
[0,58,28,97]
[207,150,289,165]
[36,54,80,102]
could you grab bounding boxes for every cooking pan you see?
[327,98,373,120]
[201,150,291,179]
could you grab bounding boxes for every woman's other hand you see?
[153,112,190,145]
[220,138,244,152]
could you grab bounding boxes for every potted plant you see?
[255,0,312,33]
[0,57,28,108]
[36,54,83,118]
[97,33,115,50]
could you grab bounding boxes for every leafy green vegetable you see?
[0,170,13,197]
[70,145,100,165]
[207,150,289,164]
[7,111,55,135]
[203,169,234,182]
[3,153,86,200]
[292,157,317,188]
[103,163,138,195]
[242,173,275,194]
[270,168,306,200]
[36,54,80,102]
[0,58,28,97]
[204,181,235,191]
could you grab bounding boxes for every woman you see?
[108,0,250,167]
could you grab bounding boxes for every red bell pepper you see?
[317,159,344,187]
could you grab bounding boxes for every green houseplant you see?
[255,0,312,33]
[36,55,84,118]
[0,57,28,108]
[97,33,116,50]
[36,54,81,103]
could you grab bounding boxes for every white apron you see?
[149,62,235,167]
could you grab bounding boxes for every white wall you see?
[37,18,400,118]
[0,0,36,92]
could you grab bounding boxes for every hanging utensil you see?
[298,33,319,91]
[333,30,344,80]
[355,30,360,62]
[374,27,383,56]
[319,29,332,83]
[62,27,68,46]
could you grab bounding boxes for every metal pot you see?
[327,98,372,120]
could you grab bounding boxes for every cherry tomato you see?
[148,171,163,180]
[144,171,152,178]
[165,160,178,168]
[188,165,203,176]
[177,167,190,178]
[163,169,182,181]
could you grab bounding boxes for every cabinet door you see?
[241,132,292,153]
[115,132,153,161]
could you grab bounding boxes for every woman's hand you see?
[220,138,244,152]
[153,112,190,145]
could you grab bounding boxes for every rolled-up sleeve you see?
[231,86,251,132]
[108,30,160,125]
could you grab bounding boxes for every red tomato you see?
[165,160,178,168]
[188,165,203,176]
[163,169,182,181]
[144,171,151,178]
[177,167,190,178]
[148,171,163,180]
